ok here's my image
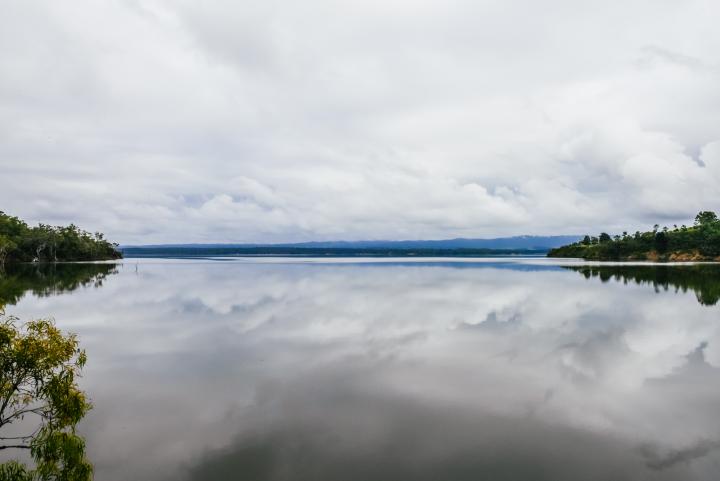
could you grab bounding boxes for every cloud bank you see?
[1,0,719,243]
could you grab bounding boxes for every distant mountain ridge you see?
[123,235,581,251]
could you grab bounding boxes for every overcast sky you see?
[1,0,719,244]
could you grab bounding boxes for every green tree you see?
[548,211,720,261]
[0,211,120,264]
[0,310,92,480]
[654,231,669,253]
[695,211,718,227]
[0,237,16,266]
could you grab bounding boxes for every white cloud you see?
[1,0,719,243]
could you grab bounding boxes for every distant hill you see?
[121,235,582,250]
[121,235,582,258]
[274,236,582,250]
[124,235,581,250]
[121,246,552,258]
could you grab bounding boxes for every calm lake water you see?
[2,258,720,480]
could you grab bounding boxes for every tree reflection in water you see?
[565,264,720,306]
[0,263,118,307]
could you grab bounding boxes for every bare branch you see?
[0,444,30,450]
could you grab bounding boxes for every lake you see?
[2,258,720,480]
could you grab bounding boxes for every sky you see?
[1,0,719,244]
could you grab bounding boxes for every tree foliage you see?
[548,211,720,261]
[695,211,718,226]
[0,212,121,264]
[0,311,92,480]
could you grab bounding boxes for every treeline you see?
[0,211,122,263]
[548,211,720,261]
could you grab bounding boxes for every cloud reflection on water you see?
[6,259,720,480]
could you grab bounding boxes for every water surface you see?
[3,258,720,480]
